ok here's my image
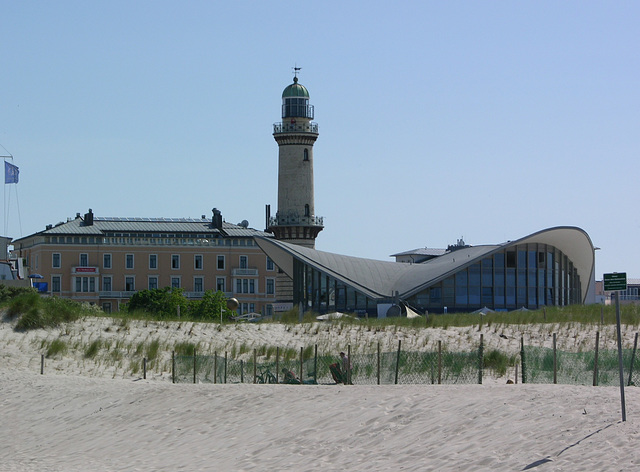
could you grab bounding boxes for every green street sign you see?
[604,272,627,291]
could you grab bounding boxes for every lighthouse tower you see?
[267,72,323,248]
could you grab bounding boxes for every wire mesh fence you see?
[173,343,484,385]
[521,332,640,387]
[172,331,640,387]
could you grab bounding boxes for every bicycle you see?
[255,366,278,384]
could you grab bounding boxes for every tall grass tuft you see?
[84,339,102,359]
[46,338,68,358]
[483,349,517,377]
[174,341,197,356]
[146,338,161,362]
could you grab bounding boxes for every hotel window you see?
[235,278,256,294]
[102,302,111,314]
[172,254,180,269]
[52,276,61,293]
[217,255,225,270]
[103,276,112,292]
[75,277,96,293]
[217,277,225,292]
[266,257,274,271]
[194,277,203,292]
[126,254,134,269]
[149,254,157,270]
[125,276,135,291]
[267,278,275,295]
[149,276,158,290]
[195,255,203,270]
[171,277,180,289]
[239,255,248,269]
[103,254,112,269]
[52,253,61,269]
[79,253,88,267]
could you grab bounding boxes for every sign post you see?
[604,272,627,422]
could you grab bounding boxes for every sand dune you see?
[1,317,639,471]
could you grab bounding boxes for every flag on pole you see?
[4,161,19,184]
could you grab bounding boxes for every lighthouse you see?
[267,72,323,248]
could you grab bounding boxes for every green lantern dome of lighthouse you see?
[282,77,310,98]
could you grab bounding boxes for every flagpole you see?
[2,148,16,236]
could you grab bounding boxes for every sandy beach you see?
[1,316,640,471]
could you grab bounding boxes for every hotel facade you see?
[12,209,277,315]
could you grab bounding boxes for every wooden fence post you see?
[314,344,318,383]
[394,340,401,385]
[347,344,352,385]
[438,340,442,385]
[193,348,197,384]
[172,351,175,384]
[214,351,217,384]
[253,349,257,384]
[41,354,44,375]
[143,357,147,380]
[593,331,600,386]
[520,336,526,384]
[377,342,381,385]
[478,334,484,385]
[276,347,280,384]
[553,333,557,384]
[224,351,227,384]
[300,346,304,385]
[627,332,638,387]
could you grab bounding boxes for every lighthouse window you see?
[303,149,309,161]
[305,204,310,217]
[283,98,311,118]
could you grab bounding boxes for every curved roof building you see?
[256,226,596,315]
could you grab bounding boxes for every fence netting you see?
[522,346,640,386]
[173,347,482,385]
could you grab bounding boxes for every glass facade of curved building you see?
[292,243,582,315]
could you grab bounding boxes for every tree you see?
[128,287,188,318]
[188,290,234,322]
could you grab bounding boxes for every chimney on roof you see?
[212,208,223,230]
[84,208,94,226]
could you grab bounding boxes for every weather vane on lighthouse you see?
[293,65,301,79]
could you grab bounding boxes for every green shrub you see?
[7,292,41,320]
[12,294,87,330]
[0,285,38,306]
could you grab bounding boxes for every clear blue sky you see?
[1,1,638,279]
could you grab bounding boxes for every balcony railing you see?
[268,215,324,227]
[273,122,318,134]
[232,268,259,276]
[99,291,137,299]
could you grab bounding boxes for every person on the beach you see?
[282,368,300,384]
[339,351,352,384]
